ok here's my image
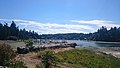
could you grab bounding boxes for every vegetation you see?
[37,50,57,68]
[1,21,120,68]
[0,43,16,66]
[54,49,120,68]
[1,21,120,42]
[36,49,120,68]
[91,26,120,42]
[25,39,33,47]
[10,60,27,68]
[39,33,86,40]
[36,63,44,68]
[40,26,120,42]
[1,45,120,68]
[0,21,38,40]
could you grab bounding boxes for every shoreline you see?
[1,40,120,58]
[79,46,120,58]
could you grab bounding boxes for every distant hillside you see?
[39,26,120,42]
[39,33,89,40]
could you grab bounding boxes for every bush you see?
[10,61,27,68]
[25,39,33,47]
[38,50,57,68]
[36,63,44,68]
[0,43,16,66]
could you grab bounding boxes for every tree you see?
[10,21,18,36]
[3,23,10,39]
[0,23,3,39]
[0,21,39,40]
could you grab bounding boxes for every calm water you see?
[33,39,120,47]
[66,40,120,47]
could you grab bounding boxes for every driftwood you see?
[17,43,77,54]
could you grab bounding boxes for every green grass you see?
[55,49,120,68]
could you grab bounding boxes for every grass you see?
[55,49,120,68]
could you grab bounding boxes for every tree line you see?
[40,26,120,42]
[0,21,38,40]
[1,21,120,42]
[89,26,120,42]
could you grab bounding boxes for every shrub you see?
[25,39,33,47]
[10,61,27,68]
[0,43,16,66]
[38,50,57,68]
[36,63,44,68]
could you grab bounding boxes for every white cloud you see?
[0,19,96,34]
[70,20,120,29]
[1,19,119,34]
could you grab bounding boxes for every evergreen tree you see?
[0,21,39,40]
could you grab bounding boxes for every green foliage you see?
[39,26,120,42]
[36,63,44,68]
[10,61,27,68]
[0,43,16,66]
[25,39,33,47]
[91,26,120,42]
[0,22,38,40]
[38,50,57,68]
[55,49,120,68]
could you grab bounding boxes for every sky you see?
[0,0,120,34]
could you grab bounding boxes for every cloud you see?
[70,20,120,29]
[1,19,119,34]
[0,19,96,34]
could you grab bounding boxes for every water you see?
[66,40,120,47]
[33,39,120,47]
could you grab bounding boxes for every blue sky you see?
[0,0,120,34]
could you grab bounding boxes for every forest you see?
[1,21,120,42]
[0,21,38,40]
[40,26,120,42]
